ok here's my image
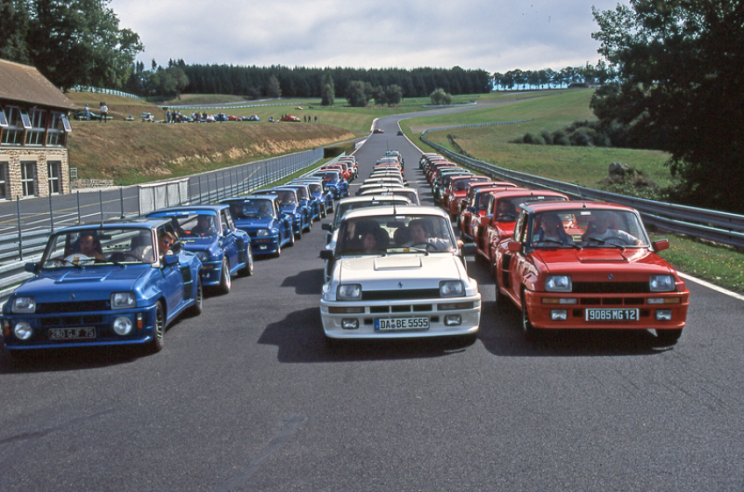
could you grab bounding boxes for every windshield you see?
[529,210,649,248]
[454,177,489,191]
[42,228,157,267]
[229,199,275,219]
[337,215,456,255]
[495,196,567,222]
[170,213,220,237]
[274,190,297,205]
[307,183,321,194]
[333,199,411,228]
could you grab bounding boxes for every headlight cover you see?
[11,297,36,314]
[440,280,465,297]
[545,275,572,292]
[337,284,362,301]
[650,275,675,292]
[111,292,136,310]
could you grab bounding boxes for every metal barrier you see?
[138,179,190,215]
[420,127,744,248]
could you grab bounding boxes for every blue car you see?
[147,205,253,294]
[253,188,312,238]
[221,195,294,257]
[291,179,333,216]
[312,171,349,199]
[282,183,322,222]
[1,219,203,356]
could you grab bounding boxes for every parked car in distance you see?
[1,219,203,357]
[493,201,690,344]
[320,206,480,344]
[246,115,260,121]
[281,114,301,122]
[141,112,155,122]
[373,128,384,134]
[146,205,253,294]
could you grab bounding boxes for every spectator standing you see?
[314,116,317,122]
[99,102,108,123]
[85,104,90,120]
[166,110,171,123]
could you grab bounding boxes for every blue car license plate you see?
[49,327,96,340]
[374,317,429,331]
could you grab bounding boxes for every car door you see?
[157,225,185,317]
[220,209,238,271]
[507,212,533,305]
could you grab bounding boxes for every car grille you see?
[362,289,440,301]
[572,282,649,294]
[36,300,110,313]
[180,266,193,299]
[40,315,105,327]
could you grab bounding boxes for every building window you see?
[47,112,67,146]
[21,161,36,196]
[1,106,25,146]
[0,163,8,200]
[48,161,61,194]
[26,108,47,146]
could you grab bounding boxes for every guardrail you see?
[420,127,744,248]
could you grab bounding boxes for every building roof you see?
[0,59,77,110]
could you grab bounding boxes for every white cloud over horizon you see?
[110,0,628,72]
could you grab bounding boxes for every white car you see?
[320,206,481,342]
[140,112,155,122]
[359,187,420,206]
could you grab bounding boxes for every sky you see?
[109,0,629,72]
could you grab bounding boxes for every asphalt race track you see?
[1,115,743,491]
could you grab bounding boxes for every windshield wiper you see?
[535,239,582,250]
[585,237,625,251]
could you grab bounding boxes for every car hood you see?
[13,265,149,302]
[234,218,274,231]
[338,254,464,287]
[534,248,674,279]
[180,236,220,252]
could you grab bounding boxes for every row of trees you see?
[0,0,143,91]
[492,62,615,91]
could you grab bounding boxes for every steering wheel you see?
[409,242,432,250]
[63,253,95,265]
[109,252,143,262]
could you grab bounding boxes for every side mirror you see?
[24,262,38,274]
[320,250,334,260]
[652,239,669,252]
[460,243,477,255]
[163,254,179,266]
[321,223,332,231]
[466,207,475,213]
[507,241,522,253]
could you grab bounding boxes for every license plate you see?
[259,245,267,250]
[374,317,429,331]
[48,327,96,340]
[585,309,639,322]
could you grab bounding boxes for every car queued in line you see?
[420,152,690,344]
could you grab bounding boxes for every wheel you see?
[304,216,312,232]
[320,205,327,218]
[275,240,282,257]
[238,246,254,277]
[521,292,541,341]
[655,328,682,344]
[187,278,203,316]
[295,225,302,240]
[147,301,166,354]
[218,258,231,295]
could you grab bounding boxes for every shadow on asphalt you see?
[258,307,475,363]
[282,268,324,295]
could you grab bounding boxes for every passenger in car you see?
[532,214,574,247]
[583,211,642,246]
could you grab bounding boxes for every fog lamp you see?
[14,322,33,340]
[655,310,673,321]
[341,319,359,330]
[551,310,568,321]
[444,315,462,326]
[113,316,133,336]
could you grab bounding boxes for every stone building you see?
[0,58,77,200]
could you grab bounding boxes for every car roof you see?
[521,201,636,214]
[222,195,278,202]
[56,217,166,232]
[336,195,411,206]
[149,204,227,215]
[342,205,448,221]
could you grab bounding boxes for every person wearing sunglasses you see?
[158,231,176,259]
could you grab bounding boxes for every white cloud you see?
[110,0,627,71]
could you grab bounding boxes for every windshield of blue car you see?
[306,183,322,194]
[337,215,455,254]
[172,213,220,237]
[41,228,156,267]
[528,210,648,248]
[229,200,274,218]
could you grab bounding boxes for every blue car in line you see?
[281,183,322,222]
[147,205,253,294]
[253,188,312,239]
[1,219,203,356]
[292,179,334,215]
[221,195,294,257]
[312,171,349,199]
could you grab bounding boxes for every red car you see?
[470,187,526,253]
[373,128,384,134]
[281,114,301,122]
[483,190,570,274]
[493,201,690,343]
[443,175,491,220]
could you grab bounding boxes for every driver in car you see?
[191,215,217,235]
[402,219,451,251]
[77,232,106,261]
[583,211,642,246]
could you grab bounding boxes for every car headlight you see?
[545,275,572,292]
[193,251,206,261]
[111,292,136,310]
[11,297,36,314]
[113,316,133,335]
[256,228,270,237]
[440,280,465,297]
[337,284,362,301]
[650,275,675,292]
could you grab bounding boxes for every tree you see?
[345,80,368,107]
[592,0,744,212]
[385,84,402,106]
[371,85,386,105]
[266,74,281,98]
[430,88,452,105]
[320,71,334,105]
[0,0,31,63]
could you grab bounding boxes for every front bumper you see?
[250,235,281,256]
[523,290,689,330]
[200,259,223,285]
[320,294,481,339]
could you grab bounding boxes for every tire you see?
[147,301,166,354]
[320,205,327,219]
[275,240,282,257]
[295,225,302,240]
[656,328,682,345]
[187,278,204,316]
[494,273,508,307]
[521,292,541,341]
[218,258,231,295]
[304,215,312,233]
[238,246,254,277]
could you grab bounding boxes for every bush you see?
[430,88,452,105]
[540,130,553,144]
